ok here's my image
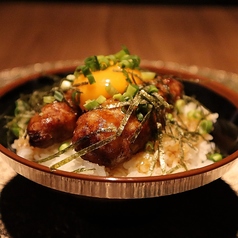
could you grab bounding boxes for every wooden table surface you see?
[0,2,238,74]
[0,3,238,237]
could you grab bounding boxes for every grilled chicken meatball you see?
[72,106,157,168]
[27,101,78,148]
[154,77,184,103]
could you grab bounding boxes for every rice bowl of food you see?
[0,47,238,199]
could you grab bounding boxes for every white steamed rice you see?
[12,100,219,177]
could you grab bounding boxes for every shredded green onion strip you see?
[158,140,166,175]
[73,167,96,174]
[37,127,118,164]
[149,149,159,176]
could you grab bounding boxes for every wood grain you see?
[0,3,238,74]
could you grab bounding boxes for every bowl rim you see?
[0,142,238,183]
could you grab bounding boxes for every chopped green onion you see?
[118,55,140,69]
[114,46,130,60]
[76,65,96,84]
[131,55,140,68]
[137,112,144,121]
[72,90,81,104]
[123,55,140,68]
[106,55,117,65]
[58,142,70,151]
[84,95,106,110]
[80,65,91,76]
[74,65,83,78]
[123,84,139,99]
[84,100,99,110]
[166,113,174,121]
[113,93,125,101]
[86,74,96,84]
[96,95,106,104]
[43,96,55,104]
[84,56,100,71]
[147,85,158,94]
[54,91,64,102]
[199,119,213,134]
[175,99,185,113]
[187,109,203,119]
[141,71,156,82]
[79,65,96,84]
[97,55,110,70]
[207,153,222,162]
[11,125,20,138]
[105,82,118,96]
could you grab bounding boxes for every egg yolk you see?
[73,65,142,109]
